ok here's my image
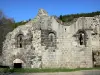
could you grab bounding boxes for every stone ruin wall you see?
[1,9,100,68]
[42,16,100,68]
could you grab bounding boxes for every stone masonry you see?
[1,9,100,68]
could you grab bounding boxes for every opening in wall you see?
[13,59,23,68]
[48,32,56,47]
[92,51,100,67]
[77,30,86,46]
[14,63,22,68]
[79,33,84,45]
[17,34,24,48]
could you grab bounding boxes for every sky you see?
[0,0,100,22]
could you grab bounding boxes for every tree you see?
[59,15,63,20]
[0,10,14,55]
[58,11,100,22]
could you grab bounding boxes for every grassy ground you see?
[0,68,100,73]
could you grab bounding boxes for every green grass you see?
[0,68,100,73]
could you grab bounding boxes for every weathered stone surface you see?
[1,9,100,68]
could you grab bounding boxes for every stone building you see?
[1,9,100,68]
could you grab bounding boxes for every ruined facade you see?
[2,9,100,68]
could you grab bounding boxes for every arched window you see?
[17,34,24,48]
[48,33,56,46]
[74,29,87,46]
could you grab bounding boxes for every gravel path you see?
[0,70,100,75]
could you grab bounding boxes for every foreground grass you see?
[0,68,100,73]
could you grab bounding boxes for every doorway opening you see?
[14,63,22,68]
[92,51,100,67]
[13,58,23,68]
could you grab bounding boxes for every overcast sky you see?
[0,0,100,22]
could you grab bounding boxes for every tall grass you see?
[0,68,100,73]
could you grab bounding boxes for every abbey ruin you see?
[1,9,100,68]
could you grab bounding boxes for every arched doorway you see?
[92,51,100,67]
[13,59,23,68]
